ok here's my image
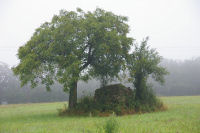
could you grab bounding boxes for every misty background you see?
[0,0,200,104]
[1,58,200,104]
[0,0,200,66]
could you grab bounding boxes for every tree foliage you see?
[12,8,133,108]
[127,37,168,102]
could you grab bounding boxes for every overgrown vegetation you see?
[58,38,168,116]
[12,7,168,116]
[58,85,166,116]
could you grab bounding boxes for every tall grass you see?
[0,96,200,133]
[104,116,119,133]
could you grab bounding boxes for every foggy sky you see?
[0,0,200,66]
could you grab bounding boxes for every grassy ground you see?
[0,96,200,133]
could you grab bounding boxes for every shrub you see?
[76,96,97,112]
[133,87,165,112]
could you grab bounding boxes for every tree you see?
[127,37,168,103]
[12,8,133,109]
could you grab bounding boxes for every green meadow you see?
[0,96,200,133]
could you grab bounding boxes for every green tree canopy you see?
[127,37,168,102]
[13,8,133,109]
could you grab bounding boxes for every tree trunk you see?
[135,74,146,102]
[68,81,78,109]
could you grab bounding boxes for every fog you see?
[0,0,200,66]
[1,58,200,104]
[0,0,200,104]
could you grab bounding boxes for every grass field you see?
[0,96,200,133]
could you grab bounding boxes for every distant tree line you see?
[0,57,200,104]
[152,58,200,96]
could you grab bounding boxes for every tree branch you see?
[80,43,93,71]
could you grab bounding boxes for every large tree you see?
[13,8,133,109]
[127,37,168,103]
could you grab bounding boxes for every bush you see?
[76,96,97,112]
[134,87,165,112]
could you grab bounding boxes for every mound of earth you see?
[94,84,133,111]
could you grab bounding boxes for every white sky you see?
[0,0,200,66]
